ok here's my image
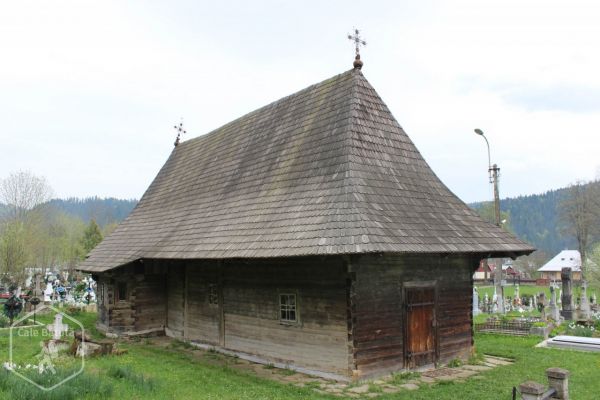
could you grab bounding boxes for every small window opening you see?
[116,282,128,302]
[208,284,219,306]
[279,293,297,323]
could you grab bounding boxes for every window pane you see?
[279,294,297,322]
[117,283,127,301]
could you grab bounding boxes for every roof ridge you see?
[342,69,369,246]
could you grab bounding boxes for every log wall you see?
[222,258,349,375]
[96,253,479,380]
[166,267,185,338]
[95,261,167,334]
[349,254,478,379]
[186,263,220,344]
[159,257,350,375]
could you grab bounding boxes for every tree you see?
[559,180,600,278]
[0,171,53,286]
[588,243,600,289]
[81,219,103,254]
[0,221,28,285]
[0,170,52,222]
[475,201,514,233]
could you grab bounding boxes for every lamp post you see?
[474,129,501,227]
[475,128,504,314]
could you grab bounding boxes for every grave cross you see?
[47,314,69,340]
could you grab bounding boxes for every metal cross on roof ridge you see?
[347,28,367,57]
[173,119,186,147]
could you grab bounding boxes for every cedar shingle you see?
[79,69,534,272]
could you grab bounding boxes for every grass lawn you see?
[1,310,600,399]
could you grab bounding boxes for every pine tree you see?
[81,219,103,254]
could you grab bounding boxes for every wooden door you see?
[405,287,436,368]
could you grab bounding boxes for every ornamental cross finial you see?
[173,119,186,147]
[347,28,366,69]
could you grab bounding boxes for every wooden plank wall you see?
[185,263,220,344]
[159,257,349,375]
[95,276,111,328]
[166,265,185,338]
[134,261,167,332]
[351,254,477,378]
[223,257,349,375]
[96,262,167,334]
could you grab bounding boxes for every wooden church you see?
[79,55,533,380]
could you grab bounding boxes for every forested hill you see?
[0,188,579,257]
[46,197,137,227]
[50,191,573,256]
[471,187,575,256]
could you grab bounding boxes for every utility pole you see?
[474,129,501,226]
[475,129,504,313]
[490,163,501,227]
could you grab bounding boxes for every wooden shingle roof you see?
[79,69,534,272]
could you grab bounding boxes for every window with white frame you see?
[279,293,297,323]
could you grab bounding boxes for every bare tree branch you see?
[0,170,53,222]
[559,180,600,278]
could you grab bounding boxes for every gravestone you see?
[484,292,489,313]
[538,292,546,319]
[548,286,560,323]
[505,298,512,312]
[494,263,505,314]
[472,287,480,316]
[44,282,53,302]
[514,284,521,305]
[47,314,69,340]
[33,274,43,298]
[592,293,597,305]
[560,268,574,320]
[579,280,591,320]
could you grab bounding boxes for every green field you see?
[1,311,600,399]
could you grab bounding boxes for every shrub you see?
[0,313,10,328]
[447,358,463,368]
[468,352,485,365]
[565,322,595,338]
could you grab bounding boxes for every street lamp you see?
[475,128,505,314]
[474,128,501,227]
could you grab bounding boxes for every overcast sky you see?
[1,0,599,203]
